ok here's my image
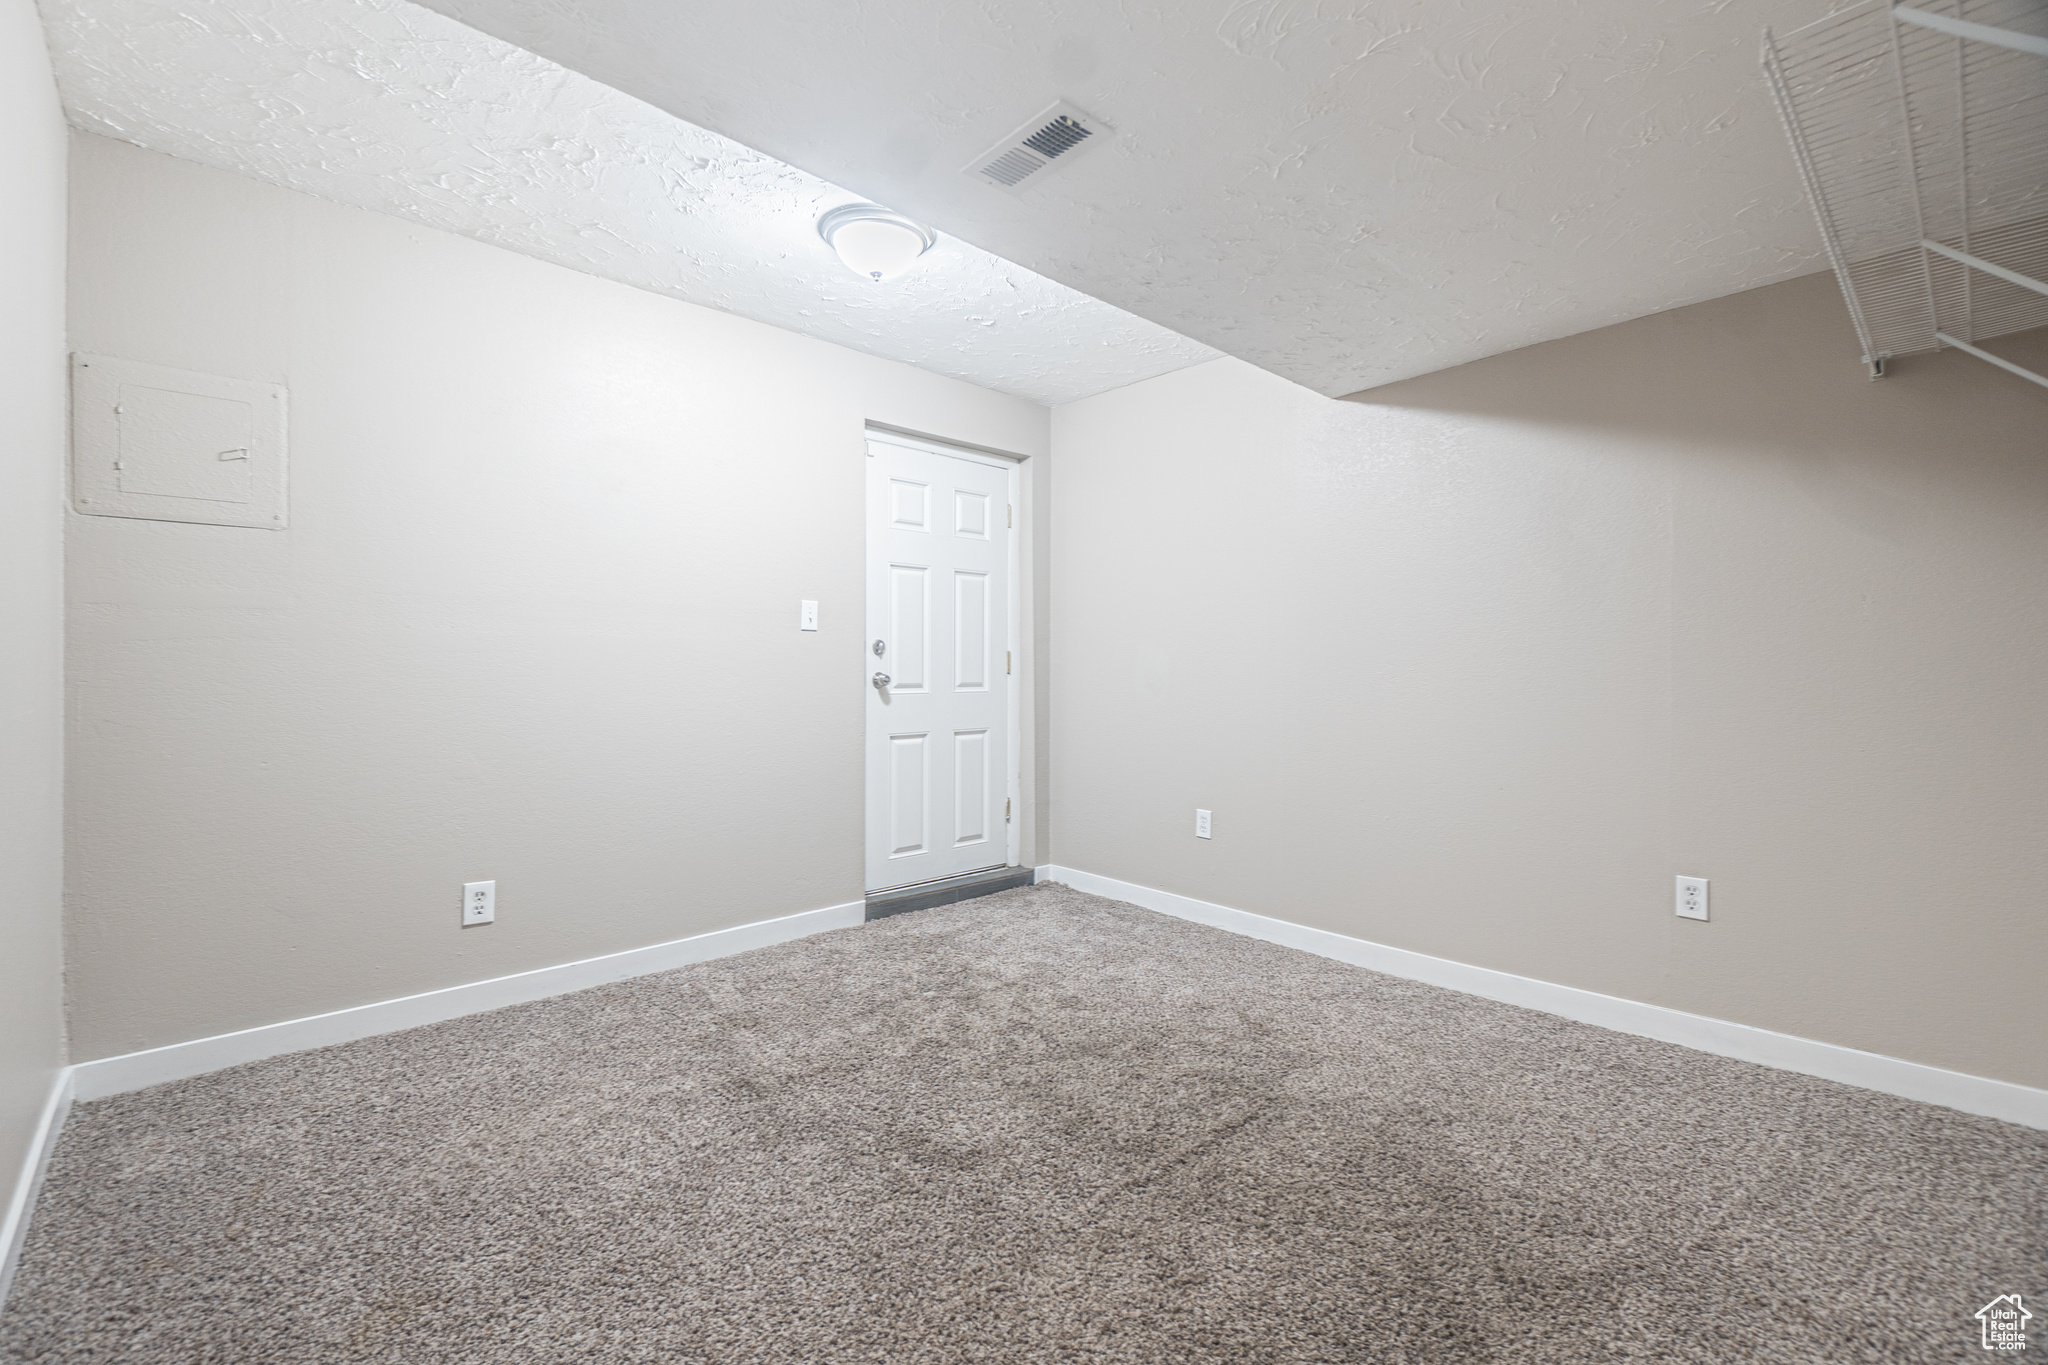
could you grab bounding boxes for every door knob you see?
[872,672,891,690]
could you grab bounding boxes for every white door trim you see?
[864,427,1022,875]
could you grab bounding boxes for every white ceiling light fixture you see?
[818,203,937,282]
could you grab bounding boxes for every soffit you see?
[415,0,1841,395]
[41,0,1221,406]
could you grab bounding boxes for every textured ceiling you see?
[413,0,1842,396]
[40,0,1219,406]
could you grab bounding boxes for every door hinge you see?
[1005,798,1012,820]
[1006,650,1012,675]
[1007,503,1012,528]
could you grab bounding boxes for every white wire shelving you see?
[1763,0,2048,388]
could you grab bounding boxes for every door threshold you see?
[865,866,1034,921]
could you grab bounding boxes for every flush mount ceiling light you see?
[817,203,937,282]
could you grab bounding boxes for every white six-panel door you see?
[865,434,1015,893]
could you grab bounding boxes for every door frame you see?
[864,424,1023,878]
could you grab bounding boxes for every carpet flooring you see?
[2,883,2043,1363]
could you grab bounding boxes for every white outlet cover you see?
[463,880,496,926]
[1676,876,1709,922]
[1195,809,1212,840]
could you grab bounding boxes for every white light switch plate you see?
[1676,875,1708,921]
[463,880,495,926]
[799,600,818,631]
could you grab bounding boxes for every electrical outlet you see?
[463,880,495,927]
[1195,809,1212,839]
[1676,876,1708,921]
[799,600,818,631]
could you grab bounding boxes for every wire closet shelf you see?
[1764,0,2048,388]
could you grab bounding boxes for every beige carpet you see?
[2,882,2042,1363]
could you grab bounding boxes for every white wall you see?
[0,0,70,1289]
[65,133,1049,1061]
[1051,274,2048,1091]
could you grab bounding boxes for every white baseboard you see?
[19,865,2040,1311]
[69,900,865,1104]
[2,900,864,1315]
[0,1067,73,1315]
[1041,866,2048,1131]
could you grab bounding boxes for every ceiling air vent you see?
[965,101,1111,192]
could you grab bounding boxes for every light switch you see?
[800,600,818,631]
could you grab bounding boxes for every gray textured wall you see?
[64,134,1049,1061]
[0,0,69,1279]
[1050,273,2048,1089]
